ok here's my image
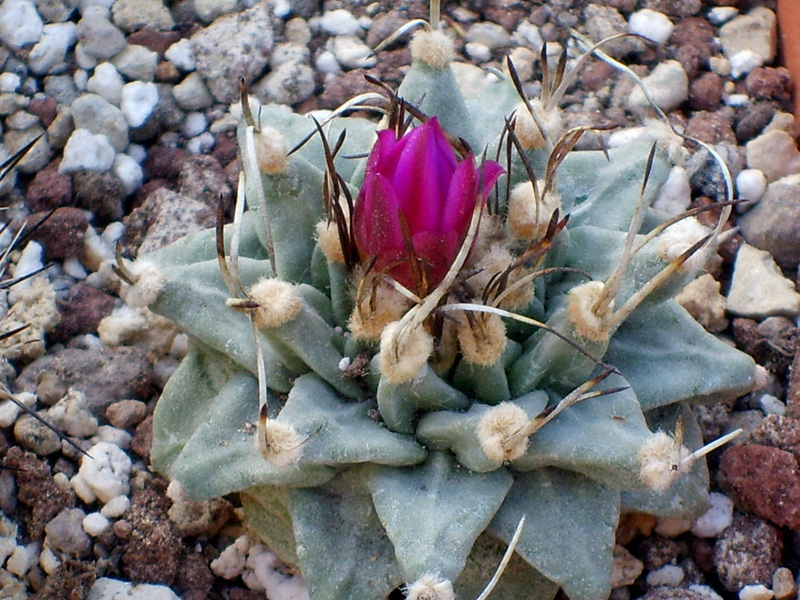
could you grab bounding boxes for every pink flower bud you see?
[354,117,503,292]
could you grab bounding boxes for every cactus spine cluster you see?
[120,17,756,600]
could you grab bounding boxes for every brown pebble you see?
[746,67,793,105]
[25,160,73,212]
[720,443,800,529]
[106,399,149,429]
[24,207,89,261]
[713,515,782,592]
[688,72,723,112]
[113,519,133,539]
[131,415,153,460]
[787,348,800,419]
[772,567,796,600]
[52,283,116,344]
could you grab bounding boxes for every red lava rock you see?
[25,160,73,212]
[643,0,701,17]
[713,514,782,592]
[636,536,688,570]
[483,0,530,31]
[106,399,148,429]
[212,131,238,166]
[176,154,233,209]
[175,552,215,598]
[73,169,126,224]
[122,486,183,586]
[144,145,190,181]
[51,283,116,343]
[230,590,267,600]
[735,101,778,143]
[688,72,724,112]
[751,415,800,460]
[34,558,97,600]
[25,207,89,260]
[3,447,75,539]
[720,443,800,529]
[27,96,58,127]
[745,67,793,105]
[366,10,409,48]
[788,348,800,419]
[127,27,181,55]
[321,69,383,110]
[670,17,714,80]
[580,60,617,92]
[684,110,736,145]
[131,414,153,460]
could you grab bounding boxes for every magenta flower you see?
[354,117,504,292]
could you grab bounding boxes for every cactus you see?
[119,18,756,600]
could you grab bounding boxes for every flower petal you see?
[354,172,405,259]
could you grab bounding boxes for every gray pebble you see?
[3,126,51,172]
[112,45,158,82]
[465,22,511,49]
[0,94,30,117]
[77,7,127,60]
[739,175,800,270]
[584,4,646,57]
[255,62,315,105]
[193,0,238,24]
[13,413,62,456]
[270,42,311,69]
[191,3,274,103]
[43,74,79,106]
[111,0,174,33]
[45,508,92,558]
[171,72,214,111]
[71,93,129,151]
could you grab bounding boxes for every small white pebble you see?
[725,94,750,107]
[315,50,340,74]
[79,441,132,504]
[646,565,684,587]
[338,357,351,371]
[62,257,89,279]
[689,584,724,600]
[93,425,133,449]
[759,393,787,416]
[0,392,35,428]
[6,542,38,577]
[101,494,131,519]
[186,131,215,154]
[653,165,691,215]
[736,169,767,203]
[248,545,310,600]
[102,221,125,245]
[211,535,250,579]
[708,6,739,25]
[729,49,763,78]
[113,153,144,196]
[71,473,98,504]
[39,545,61,575]
[709,56,731,77]
[82,512,110,536]
[464,41,491,63]
[692,492,733,537]
[52,472,71,490]
[120,81,159,128]
[182,111,208,138]
[165,38,196,71]
[739,584,774,600]
[0,72,21,92]
[629,9,674,44]
[11,241,44,290]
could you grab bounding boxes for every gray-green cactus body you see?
[133,34,756,600]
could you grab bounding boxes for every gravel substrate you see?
[2,0,800,599]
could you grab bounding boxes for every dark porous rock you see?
[122,187,215,256]
[26,160,73,212]
[34,558,97,600]
[735,101,778,143]
[730,317,797,376]
[483,0,531,31]
[670,17,714,80]
[580,60,617,92]
[144,144,190,181]
[131,414,153,460]
[177,154,233,209]
[0,469,16,515]
[25,207,89,260]
[122,485,183,586]
[212,131,239,167]
[720,443,800,529]
[45,507,92,557]
[127,27,181,55]
[636,588,718,600]
[14,413,62,456]
[738,177,800,270]
[713,514,782,592]
[636,536,688,570]
[106,399,148,430]
[643,0,701,16]
[27,95,58,128]
[175,551,215,598]
[745,67,793,105]
[15,346,154,416]
[230,590,268,600]
[73,170,126,224]
[751,415,800,461]
[688,73,723,112]
[3,447,74,539]
[684,110,735,145]
[321,68,383,110]
[366,10,409,49]
[52,283,116,343]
